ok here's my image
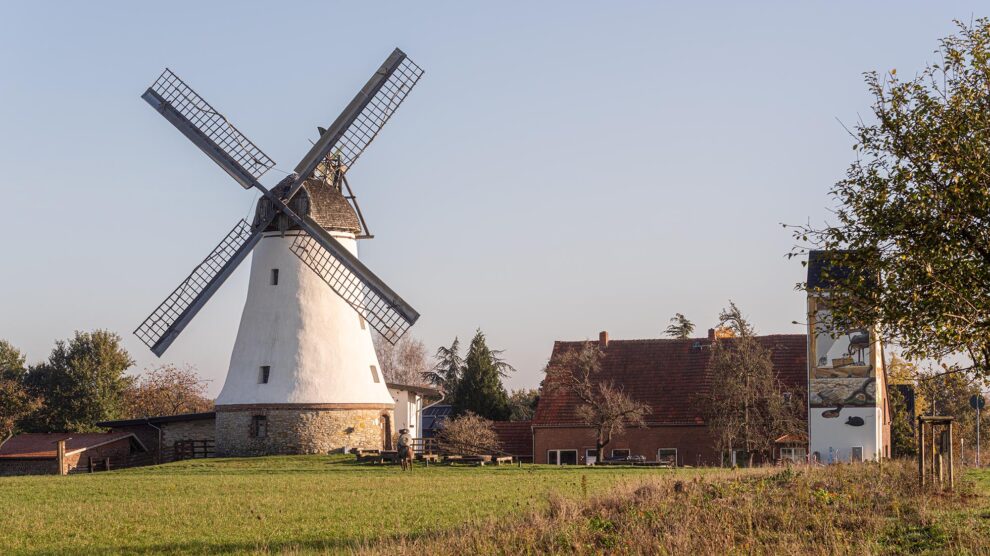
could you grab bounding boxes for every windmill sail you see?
[143,69,275,189]
[135,219,262,356]
[289,222,419,344]
[291,49,424,192]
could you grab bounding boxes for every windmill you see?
[134,49,424,455]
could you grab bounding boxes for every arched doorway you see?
[381,414,393,450]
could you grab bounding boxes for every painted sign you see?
[809,303,876,409]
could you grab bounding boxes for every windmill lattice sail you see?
[289,234,415,344]
[294,50,424,184]
[134,219,259,355]
[144,69,276,188]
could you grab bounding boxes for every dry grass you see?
[359,461,990,555]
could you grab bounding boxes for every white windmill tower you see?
[134,49,424,456]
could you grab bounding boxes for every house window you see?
[585,448,597,463]
[270,269,279,285]
[657,448,678,467]
[547,449,578,465]
[851,446,864,462]
[250,416,267,438]
[259,366,271,384]
[780,447,807,463]
[611,449,630,459]
[370,365,380,383]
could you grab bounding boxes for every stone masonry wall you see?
[162,419,216,449]
[215,407,391,457]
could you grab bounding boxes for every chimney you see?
[599,331,609,349]
[708,328,716,341]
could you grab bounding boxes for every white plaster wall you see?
[809,407,882,462]
[388,388,422,435]
[216,232,392,406]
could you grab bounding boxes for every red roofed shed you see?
[0,432,148,476]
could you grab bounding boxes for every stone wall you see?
[215,406,392,457]
[162,419,216,449]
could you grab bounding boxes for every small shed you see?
[0,432,148,476]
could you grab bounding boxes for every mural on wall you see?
[809,304,876,409]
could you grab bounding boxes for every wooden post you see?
[918,417,925,487]
[56,440,67,476]
[931,424,937,486]
[948,422,955,490]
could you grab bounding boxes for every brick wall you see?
[0,459,58,476]
[64,438,135,473]
[215,407,391,457]
[534,425,718,466]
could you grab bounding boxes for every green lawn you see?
[0,456,702,555]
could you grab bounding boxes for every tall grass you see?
[361,461,989,555]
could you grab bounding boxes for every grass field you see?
[0,456,704,555]
[3,457,989,554]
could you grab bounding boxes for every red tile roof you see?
[0,433,144,459]
[533,335,807,426]
[492,421,533,457]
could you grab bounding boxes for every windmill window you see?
[370,365,380,383]
[259,366,271,384]
[250,415,267,438]
[270,269,279,285]
[359,316,366,330]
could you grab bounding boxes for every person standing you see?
[397,428,414,471]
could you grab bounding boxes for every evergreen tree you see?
[453,330,512,420]
[425,337,464,397]
[664,313,696,339]
[23,330,134,432]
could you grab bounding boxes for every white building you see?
[387,383,441,444]
[806,251,891,462]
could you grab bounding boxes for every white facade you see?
[216,231,392,407]
[387,386,424,437]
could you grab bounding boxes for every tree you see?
[452,330,513,420]
[788,19,990,378]
[544,343,651,462]
[373,334,431,386]
[0,340,41,439]
[23,330,135,432]
[125,364,213,418]
[705,302,804,466]
[888,383,916,458]
[0,339,27,381]
[424,337,464,396]
[664,313,696,339]
[436,412,501,456]
[507,389,539,421]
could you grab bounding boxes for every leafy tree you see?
[436,411,501,456]
[0,340,41,439]
[544,343,651,462]
[664,313,696,339]
[507,388,539,422]
[125,364,213,418]
[23,330,135,432]
[373,334,431,386]
[453,330,512,420]
[424,337,464,396]
[0,339,27,381]
[705,302,804,466]
[888,383,916,458]
[788,20,990,378]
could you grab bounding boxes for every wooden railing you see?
[173,439,214,461]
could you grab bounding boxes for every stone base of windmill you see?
[214,405,394,457]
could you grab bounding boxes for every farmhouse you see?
[532,330,809,466]
[0,432,148,476]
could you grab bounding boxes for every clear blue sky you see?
[0,1,984,394]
